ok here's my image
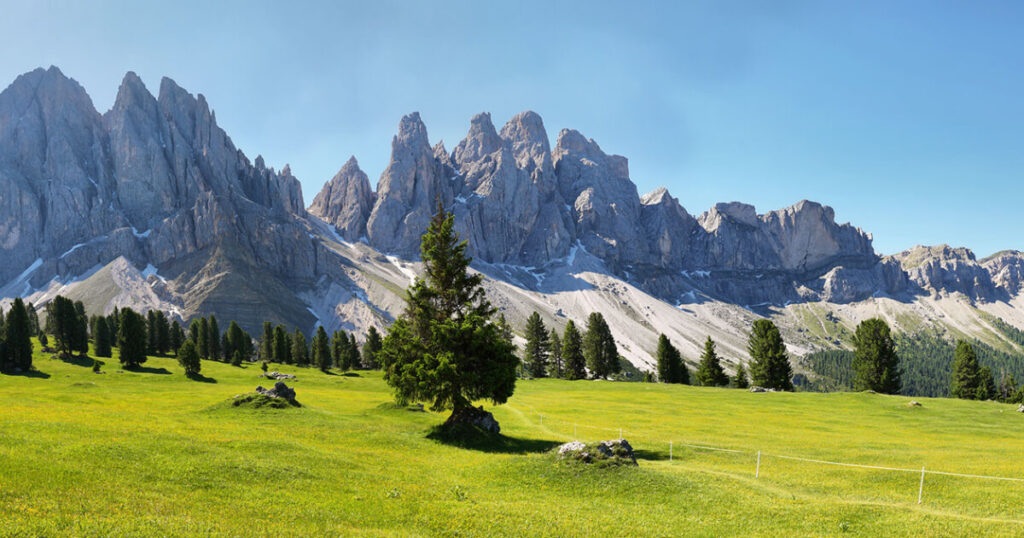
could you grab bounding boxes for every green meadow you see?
[3,342,1024,536]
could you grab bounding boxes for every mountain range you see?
[2,66,1023,372]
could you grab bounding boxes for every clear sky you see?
[1,0,1021,257]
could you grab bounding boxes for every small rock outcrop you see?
[907,400,922,407]
[255,381,297,402]
[557,439,638,466]
[1017,404,1024,413]
[441,405,500,434]
[262,371,296,380]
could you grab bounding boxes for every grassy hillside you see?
[3,344,1024,536]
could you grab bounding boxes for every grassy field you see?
[3,342,1024,536]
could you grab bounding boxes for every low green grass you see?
[3,341,1024,536]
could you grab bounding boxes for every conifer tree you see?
[695,336,729,387]
[169,321,184,355]
[146,311,158,355]
[260,322,274,363]
[656,334,685,384]
[274,325,290,364]
[94,316,112,358]
[978,366,996,400]
[156,311,170,355]
[2,298,33,372]
[379,203,517,420]
[118,308,148,369]
[73,301,89,356]
[562,320,586,380]
[748,319,793,391]
[208,316,221,361]
[852,318,901,394]
[999,373,1018,403]
[732,362,750,389]
[361,326,382,369]
[49,296,78,356]
[26,302,40,336]
[197,318,210,360]
[548,329,563,378]
[346,333,360,370]
[312,326,331,371]
[523,311,551,378]
[178,340,201,378]
[583,312,619,379]
[331,330,347,370]
[951,340,981,399]
[292,329,309,366]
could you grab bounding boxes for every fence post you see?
[756,451,761,478]
[918,466,926,504]
[669,441,673,462]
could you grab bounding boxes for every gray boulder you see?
[557,438,637,466]
[255,381,297,402]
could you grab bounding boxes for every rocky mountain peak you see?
[453,112,504,166]
[309,156,374,241]
[393,112,430,151]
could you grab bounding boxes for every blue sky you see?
[2,0,1022,257]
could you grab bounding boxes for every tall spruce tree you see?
[978,366,996,400]
[548,329,563,378]
[331,330,347,370]
[523,311,551,378]
[852,318,901,394]
[951,340,981,399]
[378,203,517,421]
[73,301,88,356]
[156,311,170,355]
[656,334,685,384]
[748,319,793,391]
[695,336,729,387]
[118,308,148,369]
[260,322,274,363]
[169,321,184,355]
[208,316,221,361]
[94,316,112,358]
[49,296,77,356]
[563,320,586,380]
[26,302,40,336]
[583,312,619,379]
[361,326,382,369]
[197,318,210,360]
[312,326,331,371]
[146,311,159,355]
[292,329,309,366]
[3,298,33,372]
[346,333,360,370]
[274,325,290,364]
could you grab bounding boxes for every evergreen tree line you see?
[521,311,622,380]
[257,321,383,372]
[805,328,1024,400]
[0,298,35,373]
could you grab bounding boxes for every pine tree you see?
[73,301,89,356]
[999,372,1018,403]
[732,363,749,389]
[347,333,360,370]
[695,336,729,387]
[361,326,382,369]
[978,366,996,400]
[379,203,517,420]
[748,319,793,391]
[655,334,684,384]
[260,322,274,363]
[292,329,309,366]
[118,307,148,369]
[146,307,157,354]
[208,316,221,361]
[224,321,250,365]
[169,321,184,355]
[274,325,290,364]
[332,330,347,370]
[156,311,170,355]
[523,312,551,378]
[94,316,112,358]
[3,298,33,372]
[178,340,201,378]
[951,340,981,399]
[583,312,619,379]
[852,318,901,394]
[562,320,586,380]
[49,296,78,356]
[197,318,210,361]
[26,302,40,336]
[548,329,563,378]
[312,326,331,371]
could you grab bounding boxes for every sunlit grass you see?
[2,339,1024,535]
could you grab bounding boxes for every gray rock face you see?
[895,245,1000,300]
[983,251,1024,296]
[308,156,375,241]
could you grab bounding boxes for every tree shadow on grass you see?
[3,368,51,379]
[341,372,361,377]
[125,365,172,375]
[56,354,95,367]
[633,448,670,462]
[426,424,562,454]
[187,373,218,383]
